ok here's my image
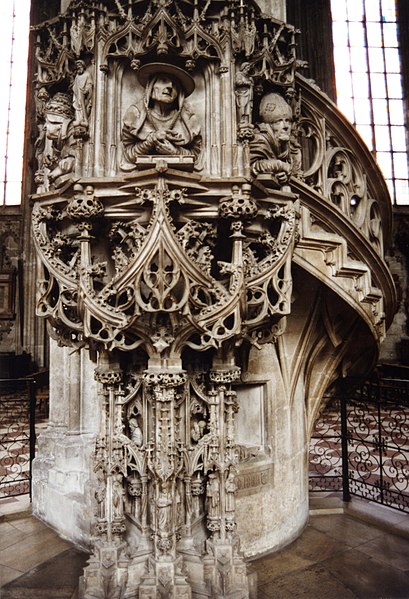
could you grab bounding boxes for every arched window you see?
[331,0,408,205]
[0,0,30,206]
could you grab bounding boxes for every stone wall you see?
[0,206,22,359]
[379,209,409,364]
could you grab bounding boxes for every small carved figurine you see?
[250,92,301,187]
[34,87,50,181]
[157,480,173,533]
[225,469,237,512]
[121,63,201,169]
[95,469,106,519]
[235,62,253,125]
[190,419,206,442]
[206,472,220,519]
[112,472,125,519]
[72,60,93,126]
[129,417,143,447]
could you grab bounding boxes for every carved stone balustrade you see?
[290,75,396,428]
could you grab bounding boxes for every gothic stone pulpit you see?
[30,1,395,597]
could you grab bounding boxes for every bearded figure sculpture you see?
[41,92,76,188]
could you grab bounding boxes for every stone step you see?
[1,548,87,599]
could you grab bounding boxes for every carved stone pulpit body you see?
[30,1,396,598]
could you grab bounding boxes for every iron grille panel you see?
[309,377,409,513]
[309,397,343,493]
[0,379,35,498]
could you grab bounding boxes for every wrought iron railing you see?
[0,378,36,499]
[309,396,343,494]
[309,376,409,513]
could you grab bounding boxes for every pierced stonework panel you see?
[296,76,385,255]
[32,172,297,356]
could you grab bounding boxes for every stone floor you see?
[1,495,409,598]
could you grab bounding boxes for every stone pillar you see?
[32,341,98,546]
[47,341,68,428]
[236,343,309,556]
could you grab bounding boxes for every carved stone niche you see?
[118,62,204,174]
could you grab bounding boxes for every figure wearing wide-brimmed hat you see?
[121,62,202,168]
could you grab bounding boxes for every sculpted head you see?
[137,62,195,110]
[75,60,86,73]
[240,62,251,74]
[44,92,74,139]
[151,74,179,106]
[37,86,50,102]
[259,93,293,142]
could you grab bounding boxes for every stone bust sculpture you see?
[42,92,76,186]
[250,92,301,187]
[121,62,202,169]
